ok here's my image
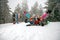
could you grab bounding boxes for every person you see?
[37,16,41,25]
[45,10,52,24]
[12,13,15,24]
[34,16,39,25]
[29,17,34,25]
[25,19,28,23]
[38,16,43,26]
[40,10,52,26]
[16,14,19,24]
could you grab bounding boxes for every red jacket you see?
[34,20,39,25]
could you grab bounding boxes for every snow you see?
[0,22,60,40]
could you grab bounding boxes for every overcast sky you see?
[8,0,47,12]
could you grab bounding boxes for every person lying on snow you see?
[29,17,34,25]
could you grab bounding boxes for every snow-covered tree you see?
[0,0,12,24]
[38,4,43,16]
[30,2,38,16]
[14,4,21,14]
[22,0,28,12]
[46,0,60,21]
[30,2,43,17]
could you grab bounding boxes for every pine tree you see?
[22,0,28,12]
[30,2,43,17]
[46,0,60,21]
[0,0,11,24]
[30,2,38,16]
[39,4,43,16]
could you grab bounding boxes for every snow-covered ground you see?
[0,22,60,40]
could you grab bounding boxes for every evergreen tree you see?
[30,2,38,16]
[46,0,60,21]
[39,4,43,16]
[22,0,28,12]
[0,0,11,24]
[30,2,43,17]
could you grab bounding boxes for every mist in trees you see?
[13,0,43,22]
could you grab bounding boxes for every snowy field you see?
[0,22,60,40]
